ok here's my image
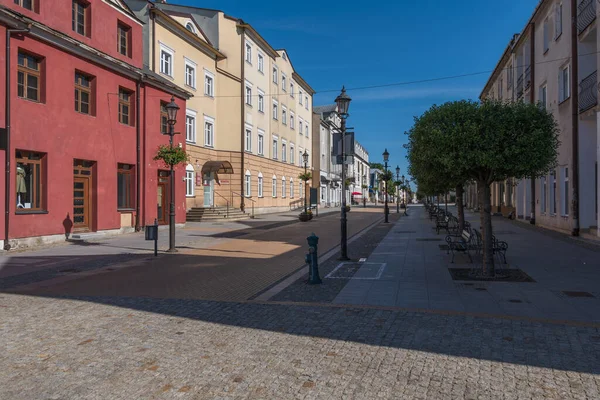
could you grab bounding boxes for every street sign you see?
[332,131,354,165]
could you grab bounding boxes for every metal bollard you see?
[144,218,159,256]
[306,233,322,284]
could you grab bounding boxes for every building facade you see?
[313,104,343,207]
[0,0,189,250]
[349,141,369,204]
[477,0,599,238]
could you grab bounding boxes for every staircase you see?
[186,207,250,222]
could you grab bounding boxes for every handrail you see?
[232,191,255,218]
[579,70,597,113]
[289,198,303,211]
[213,191,229,218]
[578,0,596,34]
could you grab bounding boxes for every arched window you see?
[186,22,196,33]
[282,176,286,198]
[272,175,277,197]
[290,178,294,198]
[258,172,264,198]
[185,164,195,197]
[245,170,251,197]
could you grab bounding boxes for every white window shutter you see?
[558,69,564,102]
[566,65,570,98]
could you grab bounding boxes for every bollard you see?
[306,233,322,284]
[144,218,159,256]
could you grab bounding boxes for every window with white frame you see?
[290,178,294,198]
[258,89,264,112]
[245,170,251,196]
[273,66,278,84]
[184,58,196,89]
[282,106,287,125]
[290,112,295,129]
[299,149,303,167]
[543,18,549,53]
[185,110,196,143]
[258,53,264,73]
[246,84,252,106]
[185,165,194,197]
[290,82,294,97]
[204,115,214,147]
[305,123,309,137]
[555,2,563,39]
[272,137,278,159]
[551,170,557,214]
[299,181,303,198]
[305,152,309,168]
[282,73,287,92]
[245,125,252,152]
[282,177,286,198]
[561,166,569,216]
[272,100,278,120]
[539,84,547,109]
[258,173,264,197]
[258,129,264,156]
[299,118,303,135]
[299,89,303,105]
[159,44,174,77]
[245,42,252,64]
[305,95,308,110]
[282,141,287,162]
[290,144,295,164]
[541,175,547,213]
[204,70,214,97]
[272,175,277,197]
[559,64,570,103]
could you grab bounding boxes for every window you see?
[562,166,569,216]
[245,171,251,196]
[17,52,41,102]
[185,167,195,197]
[186,111,196,143]
[258,174,264,197]
[290,179,294,198]
[290,145,295,164]
[185,60,196,89]
[258,90,264,112]
[300,181,303,198]
[559,65,570,103]
[117,163,134,209]
[305,123,309,137]
[118,88,132,125]
[117,23,131,57]
[282,178,286,198]
[74,72,92,115]
[299,119,303,135]
[298,149,303,166]
[185,22,196,33]
[539,84,547,109]
[305,95,309,110]
[272,138,278,159]
[204,116,214,147]
[245,86,252,106]
[541,175,547,213]
[258,129,265,155]
[272,176,277,197]
[15,150,44,211]
[14,0,34,11]
[282,106,287,125]
[72,0,88,37]
[160,101,168,134]
[204,70,214,96]
[160,46,173,77]
[272,101,278,120]
[555,2,563,39]
[245,42,252,64]
[290,82,295,98]
[551,170,557,214]
[497,79,503,100]
[245,126,252,152]
[507,63,513,86]
[305,152,309,168]
[282,74,287,92]
[273,66,278,84]
[543,18,549,53]
[299,90,303,105]
[282,142,287,162]
[290,113,295,129]
[258,53,264,73]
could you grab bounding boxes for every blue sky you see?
[178,0,539,186]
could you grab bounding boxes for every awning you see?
[320,175,329,183]
[201,161,234,175]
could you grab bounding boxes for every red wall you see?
[0,0,144,68]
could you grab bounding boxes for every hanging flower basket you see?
[299,211,312,222]
[153,145,189,168]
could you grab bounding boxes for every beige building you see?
[477,0,599,238]
[126,1,315,216]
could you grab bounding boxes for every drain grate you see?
[562,291,595,298]
[416,238,442,242]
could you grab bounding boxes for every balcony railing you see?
[516,74,524,98]
[524,65,531,89]
[579,70,598,112]
[578,0,596,34]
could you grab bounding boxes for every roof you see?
[314,104,337,114]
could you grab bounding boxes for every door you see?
[157,170,169,225]
[73,177,90,230]
[203,172,214,207]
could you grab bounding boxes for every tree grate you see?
[562,291,595,298]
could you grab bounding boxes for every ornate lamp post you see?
[302,150,309,215]
[383,149,389,223]
[165,96,180,253]
[336,87,351,260]
[395,166,400,213]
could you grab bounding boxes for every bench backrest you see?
[462,230,471,242]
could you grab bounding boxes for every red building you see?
[0,0,191,250]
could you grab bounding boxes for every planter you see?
[299,213,311,222]
[345,205,351,212]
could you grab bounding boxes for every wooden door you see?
[73,177,90,230]
[157,182,168,225]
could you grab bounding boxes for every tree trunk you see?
[456,184,465,232]
[477,180,495,277]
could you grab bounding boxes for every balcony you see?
[524,65,531,89]
[516,74,524,99]
[579,70,597,113]
[578,0,596,34]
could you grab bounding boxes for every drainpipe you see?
[4,26,30,251]
[239,27,245,212]
[151,7,156,72]
[135,78,141,231]
[529,22,537,225]
[571,0,580,236]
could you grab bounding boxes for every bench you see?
[445,228,474,263]
[436,215,450,234]
[472,230,509,264]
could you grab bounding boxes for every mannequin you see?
[16,164,27,208]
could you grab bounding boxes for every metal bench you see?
[472,230,509,264]
[445,228,474,263]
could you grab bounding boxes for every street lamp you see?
[396,166,400,213]
[165,96,180,252]
[336,86,351,260]
[383,149,389,223]
[303,150,309,215]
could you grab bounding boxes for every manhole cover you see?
[325,262,386,280]
[416,238,442,242]
[562,291,595,298]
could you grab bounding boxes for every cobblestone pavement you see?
[1,294,599,400]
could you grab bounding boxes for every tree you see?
[369,162,384,171]
[406,100,559,276]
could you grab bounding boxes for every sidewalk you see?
[274,205,600,324]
